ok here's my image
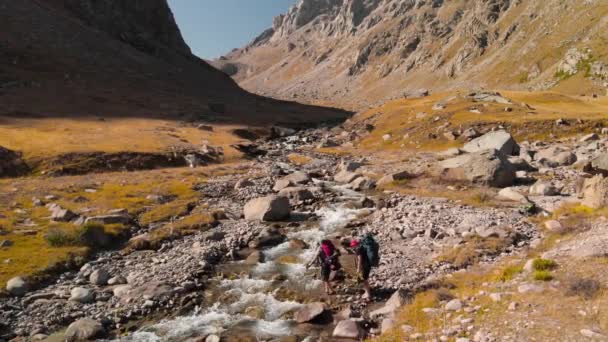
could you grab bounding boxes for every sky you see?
[168,0,295,60]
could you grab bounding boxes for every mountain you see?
[0,0,348,124]
[220,0,608,110]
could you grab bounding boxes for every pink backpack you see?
[321,240,334,259]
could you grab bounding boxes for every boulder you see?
[107,276,127,286]
[271,126,296,138]
[535,146,577,167]
[468,91,512,104]
[529,181,560,196]
[273,179,293,192]
[463,130,519,156]
[582,175,608,209]
[112,285,132,298]
[278,187,315,203]
[333,320,363,339]
[84,214,129,225]
[69,287,94,303]
[445,299,463,311]
[544,220,566,233]
[349,177,376,191]
[497,188,530,203]
[294,302,327,323]
[580,133,600,142]
[65,318,106,341]
[128,233,152,251]
[377,171,413,186]
[334,170,361,183]
[89,269,110,286]
[584,153,608,176]
[338,160,363,172]
[51,207,78,222]
[6,276,28,297]
[243,196,291,221]
[283,171,311,185]
[0,146,29,177]
[438,149,516,188]
[371,290,406,317]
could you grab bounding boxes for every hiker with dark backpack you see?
[309,239,342,295]
[350,234,379,301]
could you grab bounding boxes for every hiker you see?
[350,234,379,301]
[309,239,341,295]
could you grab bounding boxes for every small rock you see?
[333,320,363,339]
[580,329,606,339]
[69,287,94,303]
[89,269,110,286]
[445,299,463,311]
[489,293,502,302]
[295,302,327,323]
[6,276,28,297]
[544,220,566,233]
[65,318,106,341]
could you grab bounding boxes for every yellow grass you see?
[355,90,608,153]
[287,153,312,166]
[0,163,247,287]
[0,116,246,162]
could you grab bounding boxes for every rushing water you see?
[123,205,366,341]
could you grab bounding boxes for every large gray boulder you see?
[65,318,106,341]
[582,175,608,209]
[438,149,516,188]
[349,176,376,191]
[333,319,364,339]
[69,287,95,303]
[0,146,29,177]
[338,160,362,172]
[377,170,414,186]
[371,290,406,317]
[535,146,577,168]
[50,206,78,222]
[294,302,327,323]
[6,276,28,297]
[243,196,291,221]
[463,130,519,156]
[334,170,361,183]
[529,181,560,196]
[584,153,608,176]
[283,171,311,185]
[89,269,110,286]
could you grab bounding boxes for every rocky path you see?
[0,127,545,341]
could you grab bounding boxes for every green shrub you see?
[500,265,523,282]
[533,270,553,281]
[45,223,109,247]
[533,258,558,271]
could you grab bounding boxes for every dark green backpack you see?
[360,234,380,267]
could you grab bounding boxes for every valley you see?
[3,0,608,341]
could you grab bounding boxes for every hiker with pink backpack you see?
[310,239,342,295]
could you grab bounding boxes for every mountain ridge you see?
[219,0,608,110]
[0,0,348,124]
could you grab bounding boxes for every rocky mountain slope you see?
[0,0,347,124]
[220,0,608,109]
